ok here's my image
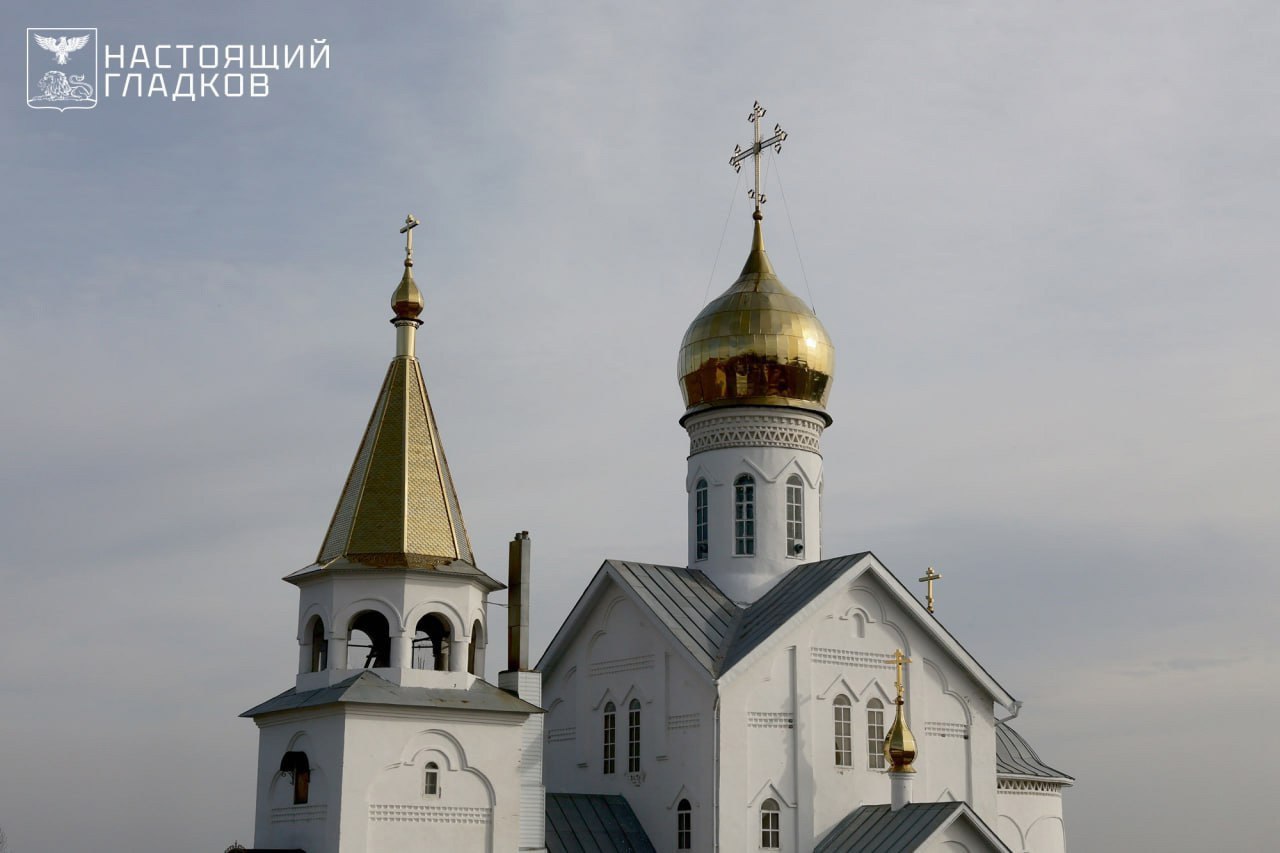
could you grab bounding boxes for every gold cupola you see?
[677,216,835,422]
[884,649,918,773]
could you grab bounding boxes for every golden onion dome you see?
[391,261,424,320]
[678,218,834,420]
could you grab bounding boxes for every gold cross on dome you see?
[890,648,912,702]
[399,214,420,261]
[918,566,942,614]
[729,101,788,216]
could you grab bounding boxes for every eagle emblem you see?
[34,34,91,65]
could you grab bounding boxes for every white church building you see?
[241,108,1072,853]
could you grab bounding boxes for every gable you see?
[538,560,740,678]
[717,553,1016,709]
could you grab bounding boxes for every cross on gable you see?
[729,101,788,218]
[918,566,942,614]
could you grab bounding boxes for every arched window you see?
[627,698,641,772]
[786,474,804,557]
[834,695,853,767]
[423,761,440,796]
[677,798,692,849]
[467,620,484,675]
[412,613,451,671]
[279,751,310,805]
[734,474,755,555]
[760,798,780,849]
[602,702,616,774]
[309,617,328,672]
[867,698,886,769]
[694,479,709,561]
[347,611,390,669]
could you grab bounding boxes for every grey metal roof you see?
[241,671,542,718]
[606,560,741,675]
[996,722,1074,782]
[545,793,656,853]
[815,802,1011,853]
[719,552,869,672]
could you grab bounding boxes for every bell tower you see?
[243,216,546,853]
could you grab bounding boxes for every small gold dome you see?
[678,220,834,420]
[391,263,424,320]
[884,698,918,772]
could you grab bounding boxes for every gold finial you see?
[918,567,942,614]
[391,213,425,323]
[884,648,917,773]
[729,101,788,219]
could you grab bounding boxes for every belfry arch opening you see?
[307,615,328,672]
[347,610,391,669]
[413,613,452,671]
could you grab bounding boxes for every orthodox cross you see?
[918,566,942,614]
[729,101,788,217]
[399,214,421,262]
[890,648,912,703]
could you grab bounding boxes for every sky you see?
[1,1,1278,851]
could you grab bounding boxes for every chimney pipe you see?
[507,531,531,672]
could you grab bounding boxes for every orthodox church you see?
[241,107,1072,853]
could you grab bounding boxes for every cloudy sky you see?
[2,1,1277,851]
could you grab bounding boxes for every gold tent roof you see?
[310,258,496,588]
[678,219,835,421]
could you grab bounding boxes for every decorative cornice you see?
[686,409,825,456]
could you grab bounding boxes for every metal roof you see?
[540,552,1014,709]
[545,793,656,853]
[606,560,740,675]
[815,802,1011,853]
[241,671,542,718]
[996,722,1074,783]
[719,552,869,672]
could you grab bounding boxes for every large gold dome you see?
[678,220,834,421]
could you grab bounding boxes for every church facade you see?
[242,109,1071,853]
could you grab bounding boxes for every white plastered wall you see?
[684,406,826,604]
[541,580,718,853]
[716,563,1002,851]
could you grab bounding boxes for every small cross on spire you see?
[729,101,788,219]
[890,648,912,703]
[399,214,420,265]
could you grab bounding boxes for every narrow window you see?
[423,761,439,796]
[413,613,451,671]
[627,698,642,772]
[834,695,853,767]
[760,798,780,849]
[734,474,755,556]
[694,479,709,561]
[467,620,483,675]
[603,702,616,774]
[867,698,886,769]
[309,617,328,672]
[279,751,311,805]
[786,475,804,557]
[677,798,692,849]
